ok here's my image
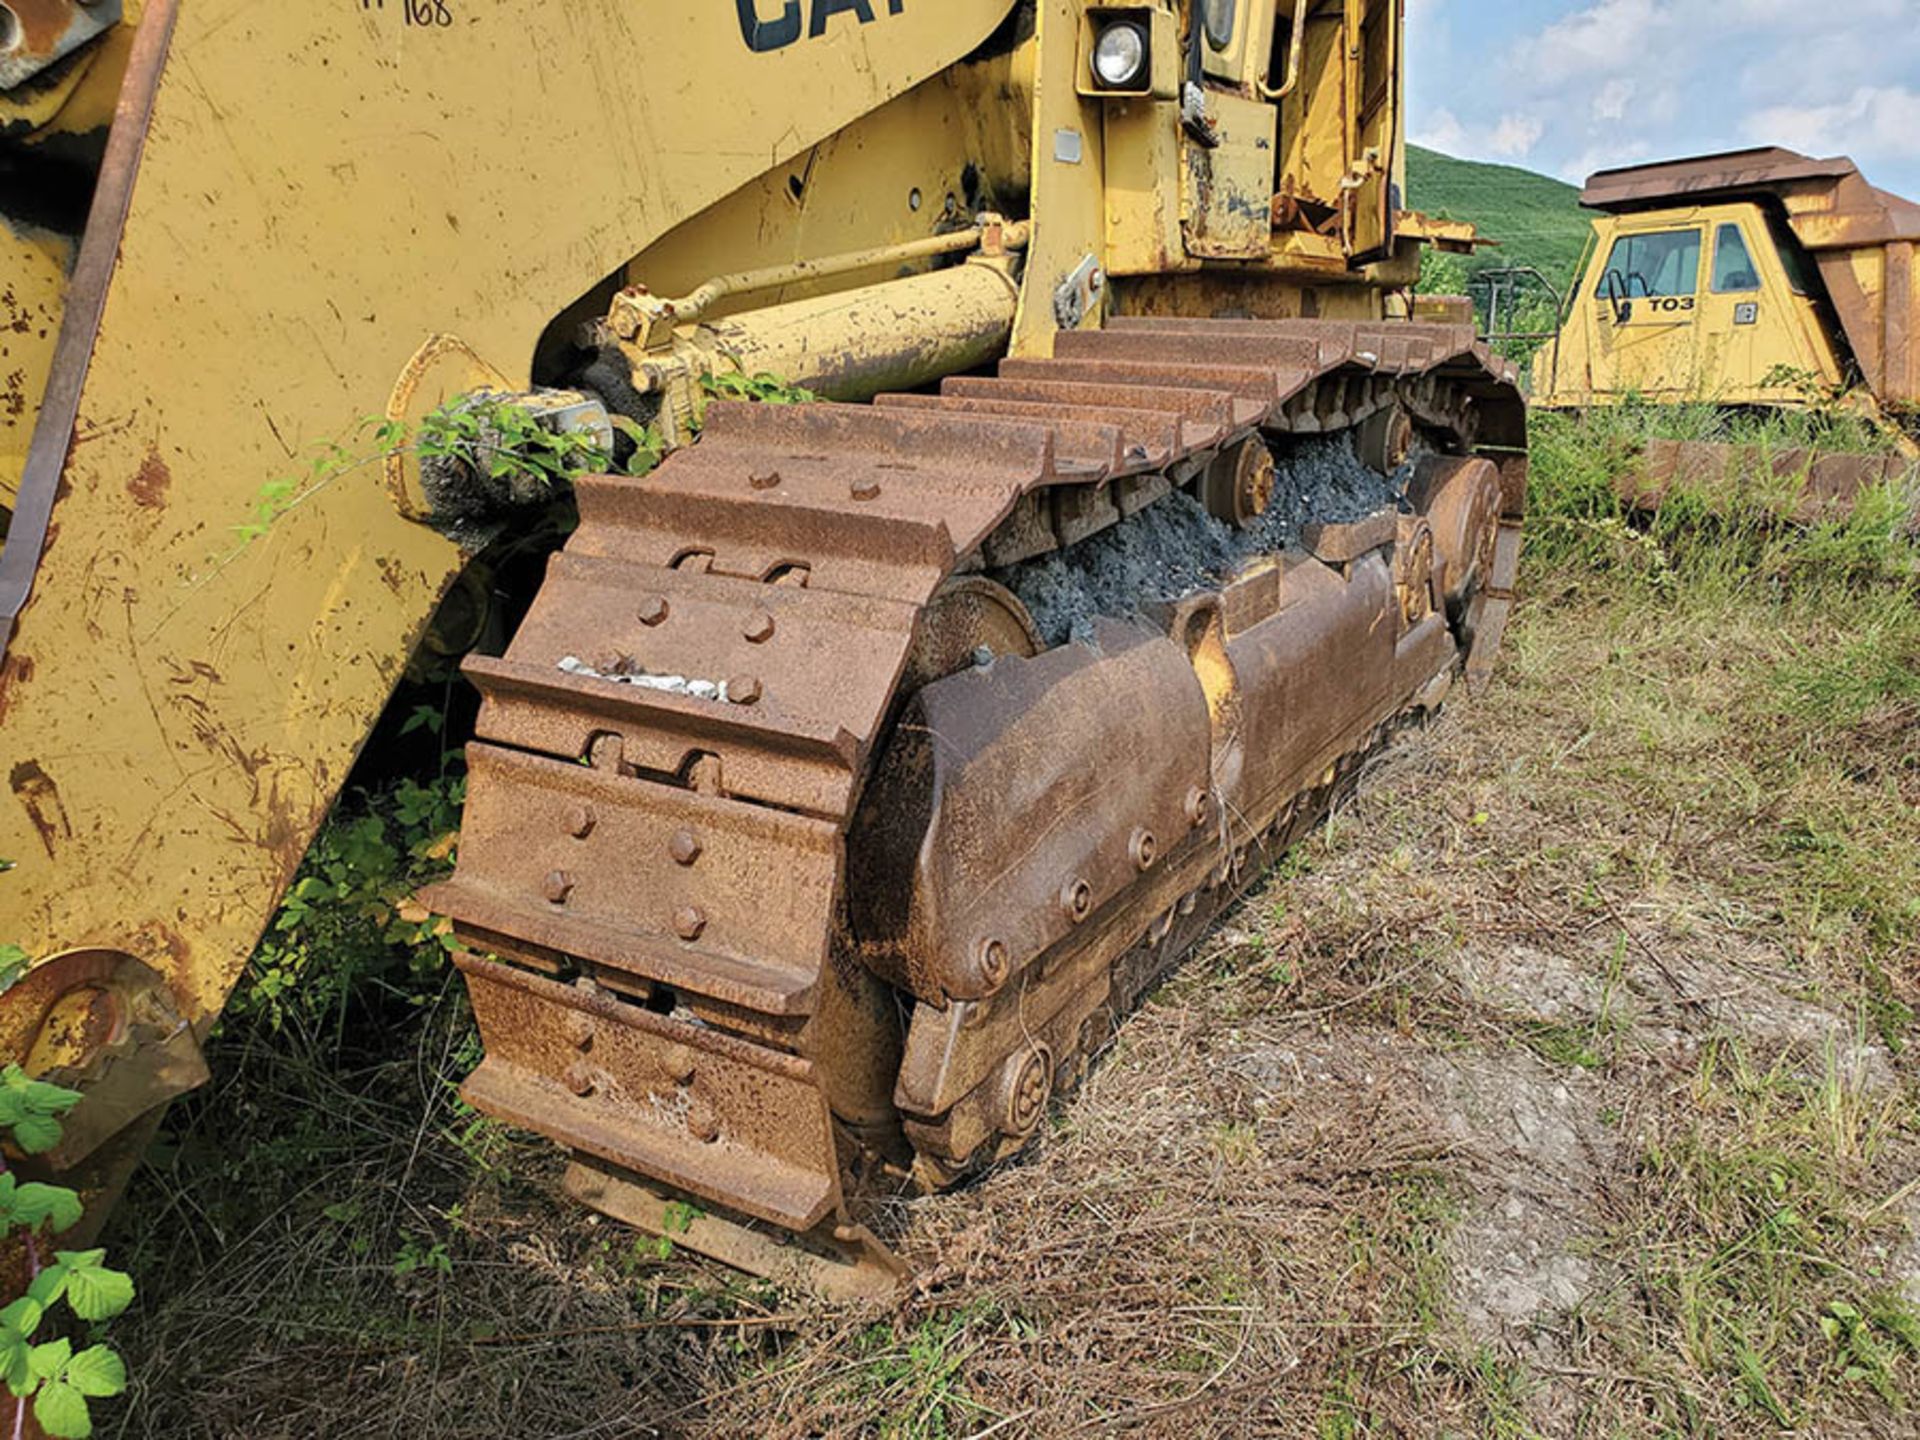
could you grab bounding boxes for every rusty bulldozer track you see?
[425,317,1527,1297]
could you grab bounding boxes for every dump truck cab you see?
[1535,148,1920,422]
[1539,199,1848,406]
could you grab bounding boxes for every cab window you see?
[1598,229,1701,299]
[1711,224,1760,293]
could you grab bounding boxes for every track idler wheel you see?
[1409,456,1502,620]
[1200,438,1277,529]
[901,576,1043,691]
[1358,404,1414,476]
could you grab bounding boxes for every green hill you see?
[1406,144,1593,296]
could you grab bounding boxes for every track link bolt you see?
[1186,787,1211,827]
[976,938,1011,990]
[674,906,708,942]
[564,1062,596,1097]
[749,468,782,491]
[668,829,703,866]
[544,871,575,905]
[565,805,597,840]
[850,477,882,502]
[637,596,670,627]
[727,675,763,705]
[743,610,776,644]
[1060,878,1092,924]
[1130,828,1158,871]
[661,1044,696,1085]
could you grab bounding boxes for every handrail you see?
[1257,0,1311,101]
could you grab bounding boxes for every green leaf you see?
[27,1263,68,1309]
[0,1299,42,1338]
[12,1183,83,1234]
[61,1262,134,1323]
[26,1339,70,1381]
[64,1347,125,1400]
[23,1081,79,1117]
[0,1314,33,1398]
[33,1378,91,1439]
[0,943,27,995]
[11,1113,63,1155]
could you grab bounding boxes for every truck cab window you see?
[1711,224,1760,293]
[1598,229,1701,299]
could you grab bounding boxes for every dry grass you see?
[107,423,1920,1438]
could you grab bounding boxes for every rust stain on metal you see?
[0,651,32,724]
[126,448,171,509]
[9,757,71,859]
[1621,439,1916,528]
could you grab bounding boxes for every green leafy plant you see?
[0,1064,133,1439]
[698,370,818,408]
[224,394,662,559]
[390,1238,453,1282]
[234,773,468,1036]
[692,368,818,434]
[0,946,27,997]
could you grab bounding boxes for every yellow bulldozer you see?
[1,0,1524,1296]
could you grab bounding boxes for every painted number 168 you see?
[405,0,453,26]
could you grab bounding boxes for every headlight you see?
[1091,21,1148,89]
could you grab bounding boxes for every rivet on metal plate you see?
[637,596,670,626]
[565,805,596,839]
[543,871,575,905]
[743,610,776,644]
[727,675,764,705]
[668,828,703,866]
[1130,828,1158,871]
[674,906,708,941]
[1060,878,1092,924]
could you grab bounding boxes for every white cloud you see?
[1412,109,1545,165]
[1412,2,1920,199]
[1487,113,1546,158]
[1748,85,1920,161]
[1592,79,1635,124]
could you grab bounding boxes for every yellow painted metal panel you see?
[0,221,70,511]
[1011,0,1109,356]
[0,0,1017,1023]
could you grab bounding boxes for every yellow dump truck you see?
[1534,147,1920,427]
[2,0,1525,1293]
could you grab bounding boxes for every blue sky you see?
[1407,0,1920,200]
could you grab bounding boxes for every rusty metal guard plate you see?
[457,954,842,1230]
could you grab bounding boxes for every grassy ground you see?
[105,412,1920,1438]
